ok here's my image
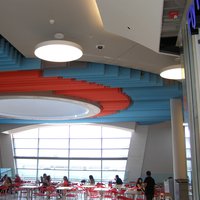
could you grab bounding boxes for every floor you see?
[0,194,64,200]
[0,192,68,200]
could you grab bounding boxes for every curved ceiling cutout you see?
[0,96,101,120]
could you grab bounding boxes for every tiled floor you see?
[0,193,87,200]
[0,193,63,200]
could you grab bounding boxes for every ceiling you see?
[0,0,186,126]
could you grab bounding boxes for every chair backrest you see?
[88,188,100,197]
[46,186,56,193]
[117,196,132,200]
[0,186,8,195]
[38,186,48,193]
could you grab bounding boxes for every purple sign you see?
[187,0,200,34]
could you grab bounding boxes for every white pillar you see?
[170,99,187,179]
[170,99,188,200]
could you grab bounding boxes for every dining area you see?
[0,172,169,200]
[0,180,148,200]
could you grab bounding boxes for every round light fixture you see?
[34,40,83,62]
[160,65,185,80]
[0,96,100,120]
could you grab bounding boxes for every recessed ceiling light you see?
[160,64,185,80]
[34,40,83,62]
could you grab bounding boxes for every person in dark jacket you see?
[144,171,155,200]
[115,175,123,185]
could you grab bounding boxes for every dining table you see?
[56,186,73,190]
[56,186,74,198]
[94,187,110,199]
[125,188,143,199]
[18,185,39,200]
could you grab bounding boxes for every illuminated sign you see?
[187,0,200,34]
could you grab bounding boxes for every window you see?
[184,126,192,183]
[12,124,132,182]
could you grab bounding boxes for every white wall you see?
[125,125,148,182]
[125,121,173,184]
[141,121,173,183]
[0,133,14,168]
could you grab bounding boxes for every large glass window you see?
[12,124,132,182]
[185,125,192,183]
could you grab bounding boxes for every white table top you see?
[81,185,96,188]
[94,187,110,191]
[20,185,39,189]
[125,188,138,195]
[56,186,73,190]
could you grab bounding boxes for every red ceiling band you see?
[0,70,131,117]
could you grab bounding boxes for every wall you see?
[125,121,173,184]
[125,125,148,182]
[141,121,173,183]
[0,133,14,168]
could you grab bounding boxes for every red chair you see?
[0,185,8,199]
[96,183,106,188]
[103,189,117,200]
[117,196,132,200]
[45,186,60,199]
[33,186,48,199]
[117,189,126,196]
[14,187,27,199]
[88,188,101,200]
[65,187,78,200]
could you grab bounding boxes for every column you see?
[170,98,189,200]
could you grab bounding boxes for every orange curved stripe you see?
[0,70,131,117]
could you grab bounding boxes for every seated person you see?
[2,177,12,187]
[88,175,95,185]
[56,176,70,187]
[114,175,123,190]
[0,176,12,193]
[42,175,51,187]
[40,173,47,186]
[115,175,123,185]
[80,179,86,185]
[56,176,70,197]
[136,177,144,192]
[14,174,22,183]
[0,174,7,183]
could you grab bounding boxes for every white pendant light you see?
[34,40,83,62]
[160,64,185,80]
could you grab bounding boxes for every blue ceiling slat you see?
[21,58,41,70]
[130,69,140,80]
[124,86,182,96]
[0,58,41,71]
[0,115,170,124]
[104,64,119,77]
[118,67,131,79]
[99,109,170,118]
[0,36,24,69]
[130,100,170,110]
[80,78,163,88]
[43,63,105,78]
[44,64,165,88]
